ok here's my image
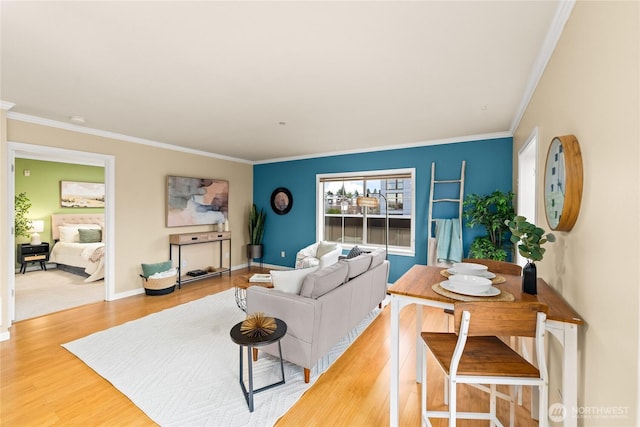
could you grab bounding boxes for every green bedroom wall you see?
[14,158,104,247]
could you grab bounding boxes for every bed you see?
[49,213,106,283]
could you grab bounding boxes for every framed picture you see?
[271,187,293,215]
[166,176,229,227]
[60,181,105,208]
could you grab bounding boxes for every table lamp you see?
[29,220,44,245]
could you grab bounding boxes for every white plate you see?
[447,268,496,279]
[441,280,501,297]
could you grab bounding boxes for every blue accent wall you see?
[253,137,513,282]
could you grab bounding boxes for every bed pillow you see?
[59,223,102,243]
[58,226,80,243]
[78,228,102,243]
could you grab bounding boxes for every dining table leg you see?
[390,296,400,427]
[546,319,578,427]
[415,304,423,383]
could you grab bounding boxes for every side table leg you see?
[278,341,285,384]
[247,345,254,412]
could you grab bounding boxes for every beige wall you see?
[1,118,253,336]
[514,1,639,425]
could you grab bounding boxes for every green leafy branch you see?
[505,215,555,262]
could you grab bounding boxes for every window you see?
[317,169,415,255]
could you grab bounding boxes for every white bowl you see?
[448,274,492,293]
[452,262,489,276]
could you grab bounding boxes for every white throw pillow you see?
[315,241,338,259]
[270,267,319,294]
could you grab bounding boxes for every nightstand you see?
[18,242,50,274]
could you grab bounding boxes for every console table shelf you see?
[169,231,231,288]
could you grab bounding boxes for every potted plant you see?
[15,192,33,241]
[463,190,515,260]
[247,203,266,262]
[505,215,555,294]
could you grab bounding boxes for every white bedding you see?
[50,241,105,283]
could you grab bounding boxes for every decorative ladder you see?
[427,160,466,265]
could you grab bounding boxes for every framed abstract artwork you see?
[60,181,105,208]
[166,176,229,227]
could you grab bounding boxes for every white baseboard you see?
[110,287,145,301]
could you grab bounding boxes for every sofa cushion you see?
[315,241,338,259]
[270,267,319,294]
[369,248,386,268]
[300,262,348,299]
[342,254,372,279]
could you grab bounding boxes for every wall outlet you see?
[281,251,286,258]
[181,260,188,268]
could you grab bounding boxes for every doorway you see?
[7,142,115,325]
[516,128,538,267]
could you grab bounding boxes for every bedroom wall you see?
[2,119,253,330]
[14,158,105,248]
[254,137,513,282]
[513,1,639,425]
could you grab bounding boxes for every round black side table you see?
[229,318,287,412]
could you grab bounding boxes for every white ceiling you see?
[1,1,567,163]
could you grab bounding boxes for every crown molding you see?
[1,101,16,111]
[510,0,576,134]
[254,131,513,165]
[5,111,253,165]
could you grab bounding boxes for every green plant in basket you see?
[505,216,555,262]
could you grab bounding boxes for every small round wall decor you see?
[271,187,293,215]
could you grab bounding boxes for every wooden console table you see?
[169,231,231,288]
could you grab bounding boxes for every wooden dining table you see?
[387,264,584,427]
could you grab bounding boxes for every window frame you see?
[316,168,416,257]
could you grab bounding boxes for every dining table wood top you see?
[388,264,583,325]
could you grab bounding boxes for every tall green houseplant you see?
[15,192,33,239]
[463,190,515,260]
[247,203,266,262]
[248,203,266,245]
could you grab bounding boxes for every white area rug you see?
[63,288,380,426]
[15,268,103,321]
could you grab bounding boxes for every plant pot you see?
[522,261,537,295]
[247,244,263,260]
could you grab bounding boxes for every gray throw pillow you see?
[346,245,363,259]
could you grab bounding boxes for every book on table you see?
[249,274,272,283]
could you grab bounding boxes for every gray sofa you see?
[246,248,389,383]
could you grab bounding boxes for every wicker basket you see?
[142,274,177,295]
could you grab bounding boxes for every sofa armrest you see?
[246,286,321,344]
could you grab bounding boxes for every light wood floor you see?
[1,267,538,426]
